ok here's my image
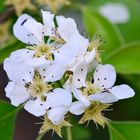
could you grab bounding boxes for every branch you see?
[0,6,15,23]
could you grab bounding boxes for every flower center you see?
[79,101,111,127]
[27,71,53,99]
[40,115,71,137]
[82,81,102,96]
[33,44,53,60]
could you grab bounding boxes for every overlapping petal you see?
[94,64,116,89]
[5,82,29,106]
[48,106,68,124]
[47,88,72,108]
[13,14,43,45]
[24,98,48,117]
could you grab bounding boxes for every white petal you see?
[41,10,55,28]
[6,49,35,62]
[4,49,35,83]
[13,14,43,45]
[72,87,90,107]
[72,60,88,88]
[56,16,79,42]
[47,88,72,107]
[89,92,118,103]
[109,84,135,100]
[26,57,50,68]
[23,17,43,43]
[4,59,34,83]
[85,48,96,64]
[53,34,89,66]
[44,62,66,82]
[99,3,130,24]
[48,106,68,125]
[69,101,86,115]
[5,82,29,106]
[94,64,116,89]
[41,10,55,36]
[24,98,47,117]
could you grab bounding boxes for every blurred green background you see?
[0,0,140,140]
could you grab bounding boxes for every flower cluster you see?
[4,10,135,137]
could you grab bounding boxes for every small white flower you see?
[99,3,130,24]
[59,39,95,89]
[13,10,81,45]
[41,10,80,42]
[69,64,135,115]
[46,88,72,125]
[12,10,89,82]
[34,34,89,82]
[4,52,72,118]
[4,49,48,83]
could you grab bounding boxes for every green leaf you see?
[0,0,6,12]
[0,41,23,63]
[72,125,91,140]
[108,121,140,140]
[82,7,124,59]
[0,100,21,140]
[104,42,140,74]
[63,124,91,140]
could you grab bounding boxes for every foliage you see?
[108,121,140,140]
[0,100,21,140]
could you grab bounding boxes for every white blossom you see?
[99,3,130,24]
[13,10,81,45]
[69,64,135,115]
[4,9,135,131]
[12,10,89,82]
[4,52,72,118]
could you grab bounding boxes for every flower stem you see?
[66,127,73,140]
[36,132,45,140]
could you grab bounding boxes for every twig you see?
[0,6,15,23]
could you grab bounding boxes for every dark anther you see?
[21,18,28,26]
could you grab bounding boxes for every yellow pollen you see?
[82,81,102,96]
[39,115,71,137]
[27,71,53,99]
[32,44,53,60]
[79,102,111,127]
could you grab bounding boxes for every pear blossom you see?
[69,64,135,115]
[4,50,72,118]
[13,10,82,45]
[3,8,136,138]
[12,10,89,82]
[99,3,130,24]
